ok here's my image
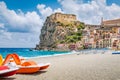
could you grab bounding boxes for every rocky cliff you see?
[36,13,84,51]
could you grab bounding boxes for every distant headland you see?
[35,12,120,51]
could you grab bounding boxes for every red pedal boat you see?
[0,66,19,77]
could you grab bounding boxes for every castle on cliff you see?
[49,12,76,23]
[36,12,120,50]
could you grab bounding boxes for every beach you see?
[2,52,120,80]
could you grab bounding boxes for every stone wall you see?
[49,12,77,24]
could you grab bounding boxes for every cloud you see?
[0,1,43,33]
[0,1,44,47]
[58,0,120,24]
[0,1,63,48]
[0,22,12,40]
[37,4,63,19]
[37,4,53,19]
[0,30,40,48]
[0,30,12,40]
[0,23,4,28]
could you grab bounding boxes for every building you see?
[102,18,120,26]
[82,18,120,49]
[102,19,120,50]
[49,12,77,24]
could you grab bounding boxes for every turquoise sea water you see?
[0,48,111,59]
[0,48,69,58]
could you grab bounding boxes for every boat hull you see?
[0,66,19,77]
[0,70,17,77]
[39,64,50,70]
[112,52,120,54]
[17,67,40,74]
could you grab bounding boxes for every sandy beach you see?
[1,52,120,80]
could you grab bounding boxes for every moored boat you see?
[2,53,50,74]
[112,51,120,54]
[0,66,19,77]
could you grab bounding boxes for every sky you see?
[0,0,120,48]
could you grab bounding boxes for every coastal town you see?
[82,18,120,50]
[36,13,120,51]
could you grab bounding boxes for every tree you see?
[77,23,85,31]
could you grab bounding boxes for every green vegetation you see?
[59,23,85,43]
[56,21,85,44]
[65,34,82,43]
[77,23,85,30]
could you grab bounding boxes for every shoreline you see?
[23,49,113,59]
[18,51,73,59]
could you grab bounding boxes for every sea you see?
[0,48,112,59]
[0,48,70,59]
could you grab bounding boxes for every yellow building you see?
[102,18,120,49]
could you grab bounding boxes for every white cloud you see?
[37,4,53,19]
[0,1,43,48]
[0,31,40,48]
[0,1,43,33]
[54,8,63,13]
[0,23,4,28]
[58,0,120,24]
[37,4,63,19]
[0,1,64,48]
[0,30,12,40]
